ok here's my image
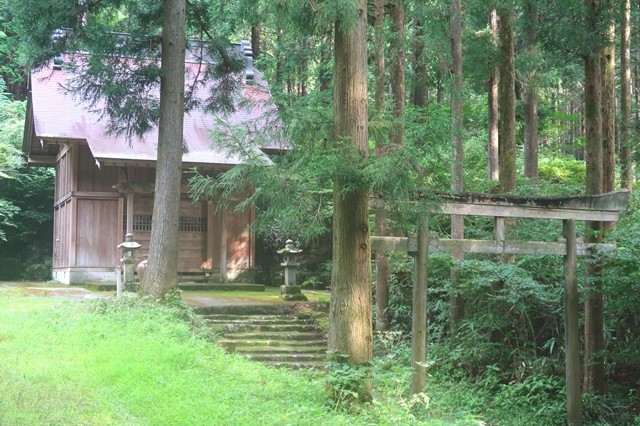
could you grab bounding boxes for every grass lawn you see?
[0,290,480,426]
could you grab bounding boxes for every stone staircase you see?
[204,313,327,369]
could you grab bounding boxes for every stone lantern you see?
[118,233,141,289]
[277,239,307,301]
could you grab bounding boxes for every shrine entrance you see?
[371,190,630,425]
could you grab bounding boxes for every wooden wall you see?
[53,144,124,272]
[53,199,71,268]
[77,145,120,192]
[51,141,254,280]
[226,204,252,269]
[76,198,120,267]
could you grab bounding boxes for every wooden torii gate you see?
[371,190,630,426]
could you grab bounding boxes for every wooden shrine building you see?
[22,41,281,284]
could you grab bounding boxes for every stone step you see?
[203,314,296,322]
[208,319,311,327]
[234,345,327,354]
[220,331,325,341]
[214,323,322,333]
[261,360,326,370]
[245,352,326,363]
[205,310,328,369]
[219,339,327,350]
[195,304,296,316]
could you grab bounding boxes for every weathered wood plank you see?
[370,236,615,256]
[27,155,57,165]
[563,219,582,425]
[438,189,630,211]
[370,236,409,252]
[410,216,428,395]
[440,202,621,222]
[371,190,631,222]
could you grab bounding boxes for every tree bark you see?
[389,0,405,148]
[523,0,539,180]
[373,0,390,332]
[450,0,464,333]
[328,0,372,400]
[488,9,499,182]
[498,7,516,194]
[620,0,634,190]
[251,26,261,59]
[411,14,428,108]
[601,18,615,195]
[139,0,186,298]
[583,0,606,395]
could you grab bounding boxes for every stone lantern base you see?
[280,285,308,301]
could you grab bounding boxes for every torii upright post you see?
[411,215,429,394]
[564,219,582,425]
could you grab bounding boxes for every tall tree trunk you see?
[601,18,615,195]
[328,0,372,401]
[620,0,634,190]
[139,0,186,298]
[488,9,499,182]
[411,4,428,108]
[523,0,539,180]
[373,0,390,332]
[497,6,516,264]
[498,7,516,194]
[450,0,464,333]
[251,26,261,59]
[583,0,606,395]
[389,0,405,148]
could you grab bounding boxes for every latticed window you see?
[133,215,152,231]
[131,215,207,232]
[179,216,207,232]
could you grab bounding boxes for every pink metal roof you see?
[29,58,282,166]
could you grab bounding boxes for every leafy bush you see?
[538,155,586,186]
[325,352,373,409]
[602,193,640,388]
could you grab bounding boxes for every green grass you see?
[0,292,480,425]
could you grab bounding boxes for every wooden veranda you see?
[371,189,631,426]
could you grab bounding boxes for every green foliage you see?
[601,193,640,385]
[0,79,36,249]
[325,352,373,409]
[0,79,23,178]
[0,166,54,279]
[538,155,586,186]
[0,198,18,242]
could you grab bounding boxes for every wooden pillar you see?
[126,193,134,234]
[219,207,228,283]
[411,215,429,394]
[206,203,215,271]
[564,219,582,425]
[495,217,505,244]
[126,166,134,234]
[69,145,78,267]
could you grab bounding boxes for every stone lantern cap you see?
[118,233,142,250]
[277,239,302,255]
